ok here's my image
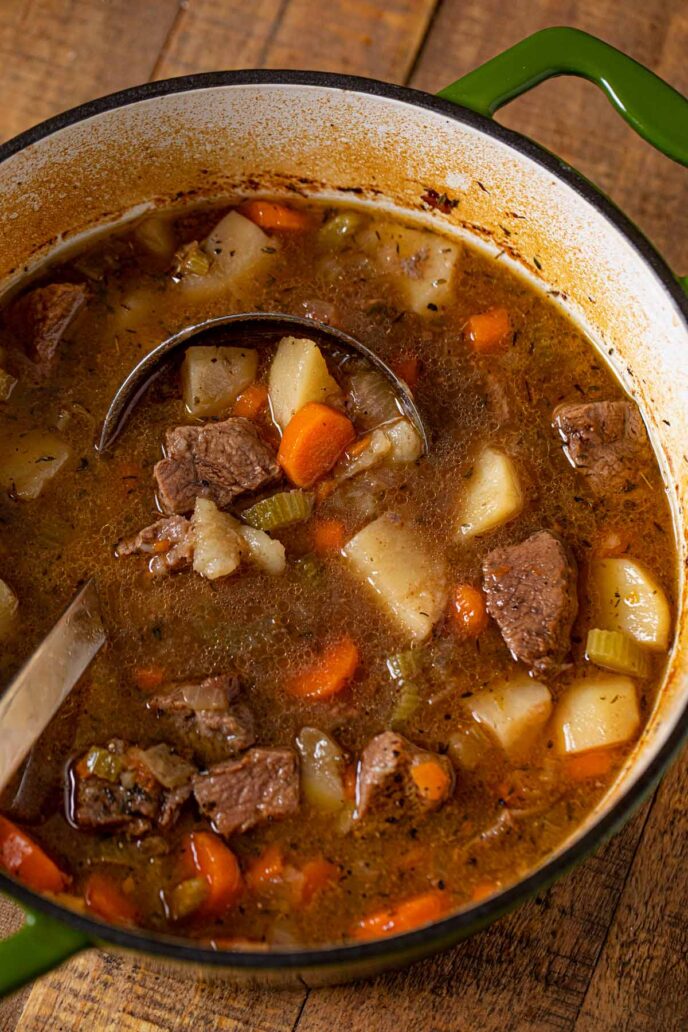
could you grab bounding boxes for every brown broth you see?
[0,201,676,947]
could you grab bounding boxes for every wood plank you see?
[0,0,183,142]
[154,0,438,81]
[15,949,305,1032]
[574,751,688,1032]
[0,896,29,1030]
[294,808,651,1032]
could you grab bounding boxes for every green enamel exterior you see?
[439,27,688,168]
[0,902,88,996]
[1,26,688,1000]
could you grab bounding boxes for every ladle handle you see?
[0,904,88,997]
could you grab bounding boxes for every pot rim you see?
[1,68,687,972]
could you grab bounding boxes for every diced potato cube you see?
[456,446,523,539]
[342,512,448,643]
[0,578,18,638]
[268,336,340,430]
[0,431,71,500]
[239,525,286,575]
[191,498,245,580]
[589,557,671,651]
[466,676,552,757]
[295,727,346,812]
[384,418,423,463]
[181,211,278,301]
[182,346,258,418]
[361,220,460,315]
[551,675,640,754]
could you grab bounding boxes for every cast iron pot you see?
[1,26,687,994]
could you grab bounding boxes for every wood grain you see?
[0,1,687,1030]
[154,0,438,81]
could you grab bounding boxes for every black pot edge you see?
[1,68,687,977]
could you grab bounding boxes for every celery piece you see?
[83,746,123,782]
[242,490,313,531]
[585,628,652,678]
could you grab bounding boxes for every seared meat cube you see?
[116,514,194,575]
[154,418,280,514]
[355,731,454,823]
[149,674,255,761]
[7,283,89,368]
[482,530,578,677]
[71,739,195,836]
[553,400,647,491]
[192,747,299,838]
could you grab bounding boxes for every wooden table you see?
[1,2,687,1029]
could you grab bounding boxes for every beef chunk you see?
[482,530,578,677]
[71,739,195,836]
[154,418,280,514]
[116,514,193,575]
[553,400,647,491]
[193,747,299,838]
[7,283,88,368]
[355,732,454,823]
[149,674,255,761]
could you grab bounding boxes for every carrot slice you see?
[238,200,311,232]
[84,871,139,925]
[285,636,360,700]
[565,749,614,781]
[245,843,285,895]
[391,355,420,389]
[411,760,451,803]
[298,857,339,907]
[352,890,450,941]
[449,584,489,638]
[471,881,500,902]
[0,816,70,894]
[133,666,165,692]
[465,307,511,353]
[233,383,269,420]
[312,518,346,555]
[182,831,243,918]
[278,403,355,487]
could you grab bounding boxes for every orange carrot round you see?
[285,636,360,700]
[312,517,346,555]
[0,816,70,894]
[411,760,451,803]
[278,403,355,487]
[449,584,489,638]
[464,307,511,353]
[133,666,165,692]
[565,748,615,782]
[238,200,310,232]
[298,857,339,907]
[233,383,269,420]
[352,890,450,941]
[84,871,139,925]
[183,831,243,918]
[245,843,285,895]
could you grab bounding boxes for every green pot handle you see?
[0,903,88,997]
[438,26,688,295]
[438,26,688,167]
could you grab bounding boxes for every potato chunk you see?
[0,578,18,638]
[342,512,448,643]
[191,498,245,580]
[466,676,552,758]
[0,431,71,500]
[181,211,278,301]
[296,727,346,812]
[589,557,671,651]
[456,446,523,539]
[182,346,258,418]
[551,675,640,754]
[268,336,340,430]
[361,221,460,315]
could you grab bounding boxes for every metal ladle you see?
[97,312,428,453]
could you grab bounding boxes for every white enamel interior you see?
[1,81,687,883]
